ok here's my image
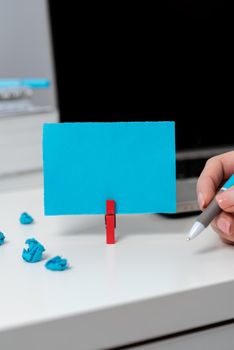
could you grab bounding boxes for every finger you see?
[211,222,234,245]
[212,226,234,246]
[197,151,234,209]
[212,211,234,240]
[216,187,234,213]
[212,225,234,245]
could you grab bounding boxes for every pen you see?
[187,174,234,240]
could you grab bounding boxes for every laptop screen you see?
[0,0,57,116]
[49,1,233,155]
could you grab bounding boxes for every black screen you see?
[49,1,233,150]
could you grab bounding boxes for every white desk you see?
[0,188,234,350]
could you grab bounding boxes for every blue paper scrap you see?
[43,122,176,215]
[0,232,5,245]
[22,238,45,263]
[20,212,34,225]
[45,256,69,271]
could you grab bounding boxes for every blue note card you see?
[43,122,176,215]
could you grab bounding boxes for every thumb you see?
[196,177,216,210]
[216,187,234,213]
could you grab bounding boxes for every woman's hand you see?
[197,151,234,244]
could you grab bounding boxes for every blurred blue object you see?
[0,232,5,245]
[0,79,50,89]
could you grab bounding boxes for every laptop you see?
[0,0,58,186]
[48,2,233,213]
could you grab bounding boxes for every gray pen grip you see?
[197,195,222,228]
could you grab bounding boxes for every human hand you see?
[197,151,234,244]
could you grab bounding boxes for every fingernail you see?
[198,192,205,209]
[216,192,225,203]
[216,188,234,209]
[217,218,231,235]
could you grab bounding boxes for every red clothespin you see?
[105,200,116,244]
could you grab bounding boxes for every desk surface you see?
[0,188,234,349]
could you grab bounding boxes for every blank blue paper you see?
[43,122,176,215]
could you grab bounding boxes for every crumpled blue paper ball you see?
[22,238,45,263]
[20,212,34,225]
[0,232,5,245]
[45,256,68,271]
